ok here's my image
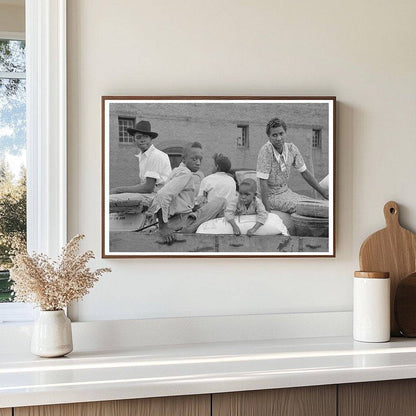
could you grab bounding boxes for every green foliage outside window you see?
[0,38,27,302]
[0,160,26,302]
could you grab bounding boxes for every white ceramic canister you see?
[353,271,390,342]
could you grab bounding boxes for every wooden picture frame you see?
[102,96,336,258]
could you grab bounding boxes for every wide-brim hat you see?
[127,120,158,139]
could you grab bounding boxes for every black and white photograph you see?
[102,97,335,257]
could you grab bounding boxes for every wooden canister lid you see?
[354,271,390,279]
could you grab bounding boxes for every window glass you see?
[237,124,249,148]
[0,39,27,303]
[0,39,26,73]
[118,117,135,143]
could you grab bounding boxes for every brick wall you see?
[107,102,330,195]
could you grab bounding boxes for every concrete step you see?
[109,232,329,254]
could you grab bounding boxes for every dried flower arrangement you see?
[10,234,111,311]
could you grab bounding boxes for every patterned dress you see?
[256,142,314,213]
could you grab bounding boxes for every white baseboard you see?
[0,311,352,353]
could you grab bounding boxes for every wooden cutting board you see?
[359,201,416,336]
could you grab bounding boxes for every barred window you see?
[312,129,322,149]
[237,124,249,148]
[118,117,135,143]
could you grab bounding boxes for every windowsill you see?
[0,302,35,324]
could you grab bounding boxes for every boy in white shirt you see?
[110,120,171,213]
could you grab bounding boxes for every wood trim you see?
[101,96,336,258]
[101,95,106,260]
[338,380,416,416]
[9,379,416,415]
[332,98,336,258]
[101,95,337,101]
[212,386,337,416]
[354,271,390,279]
[15,395,210,416]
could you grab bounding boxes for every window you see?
[312,129,322,149]
[0,0,67,323]
[0,37,26,304]
[118,117,135,143]
[163,146,184,169]
[237,124,249,148]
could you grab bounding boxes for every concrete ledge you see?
[110,232,329,253]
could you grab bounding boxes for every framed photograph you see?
[102,96,336,258]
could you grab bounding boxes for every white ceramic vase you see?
[31,310,73,357]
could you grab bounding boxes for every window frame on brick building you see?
[236,124,249,149]
[312,128,322,149]
[118,116,135,143]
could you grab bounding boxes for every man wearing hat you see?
[110,120,171,196]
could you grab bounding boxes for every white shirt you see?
[135,144,172,186]
[197,172,237,203]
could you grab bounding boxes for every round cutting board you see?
[359,201,416,336]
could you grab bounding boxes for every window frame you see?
[0,0,67,323]
[312,128,322,149]
[0,31,25,77]
[237,124,249,149]
[0,31,26,315]
[118,116,135,143]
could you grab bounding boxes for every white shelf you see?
[2,335,416,408]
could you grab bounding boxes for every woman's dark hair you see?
[266,117,287,136]
[213,153,231,173]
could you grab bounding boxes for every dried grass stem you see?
[10,234,111,310]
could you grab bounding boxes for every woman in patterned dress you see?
[256,117,328,214]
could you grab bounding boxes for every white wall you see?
[67,0,416,322]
